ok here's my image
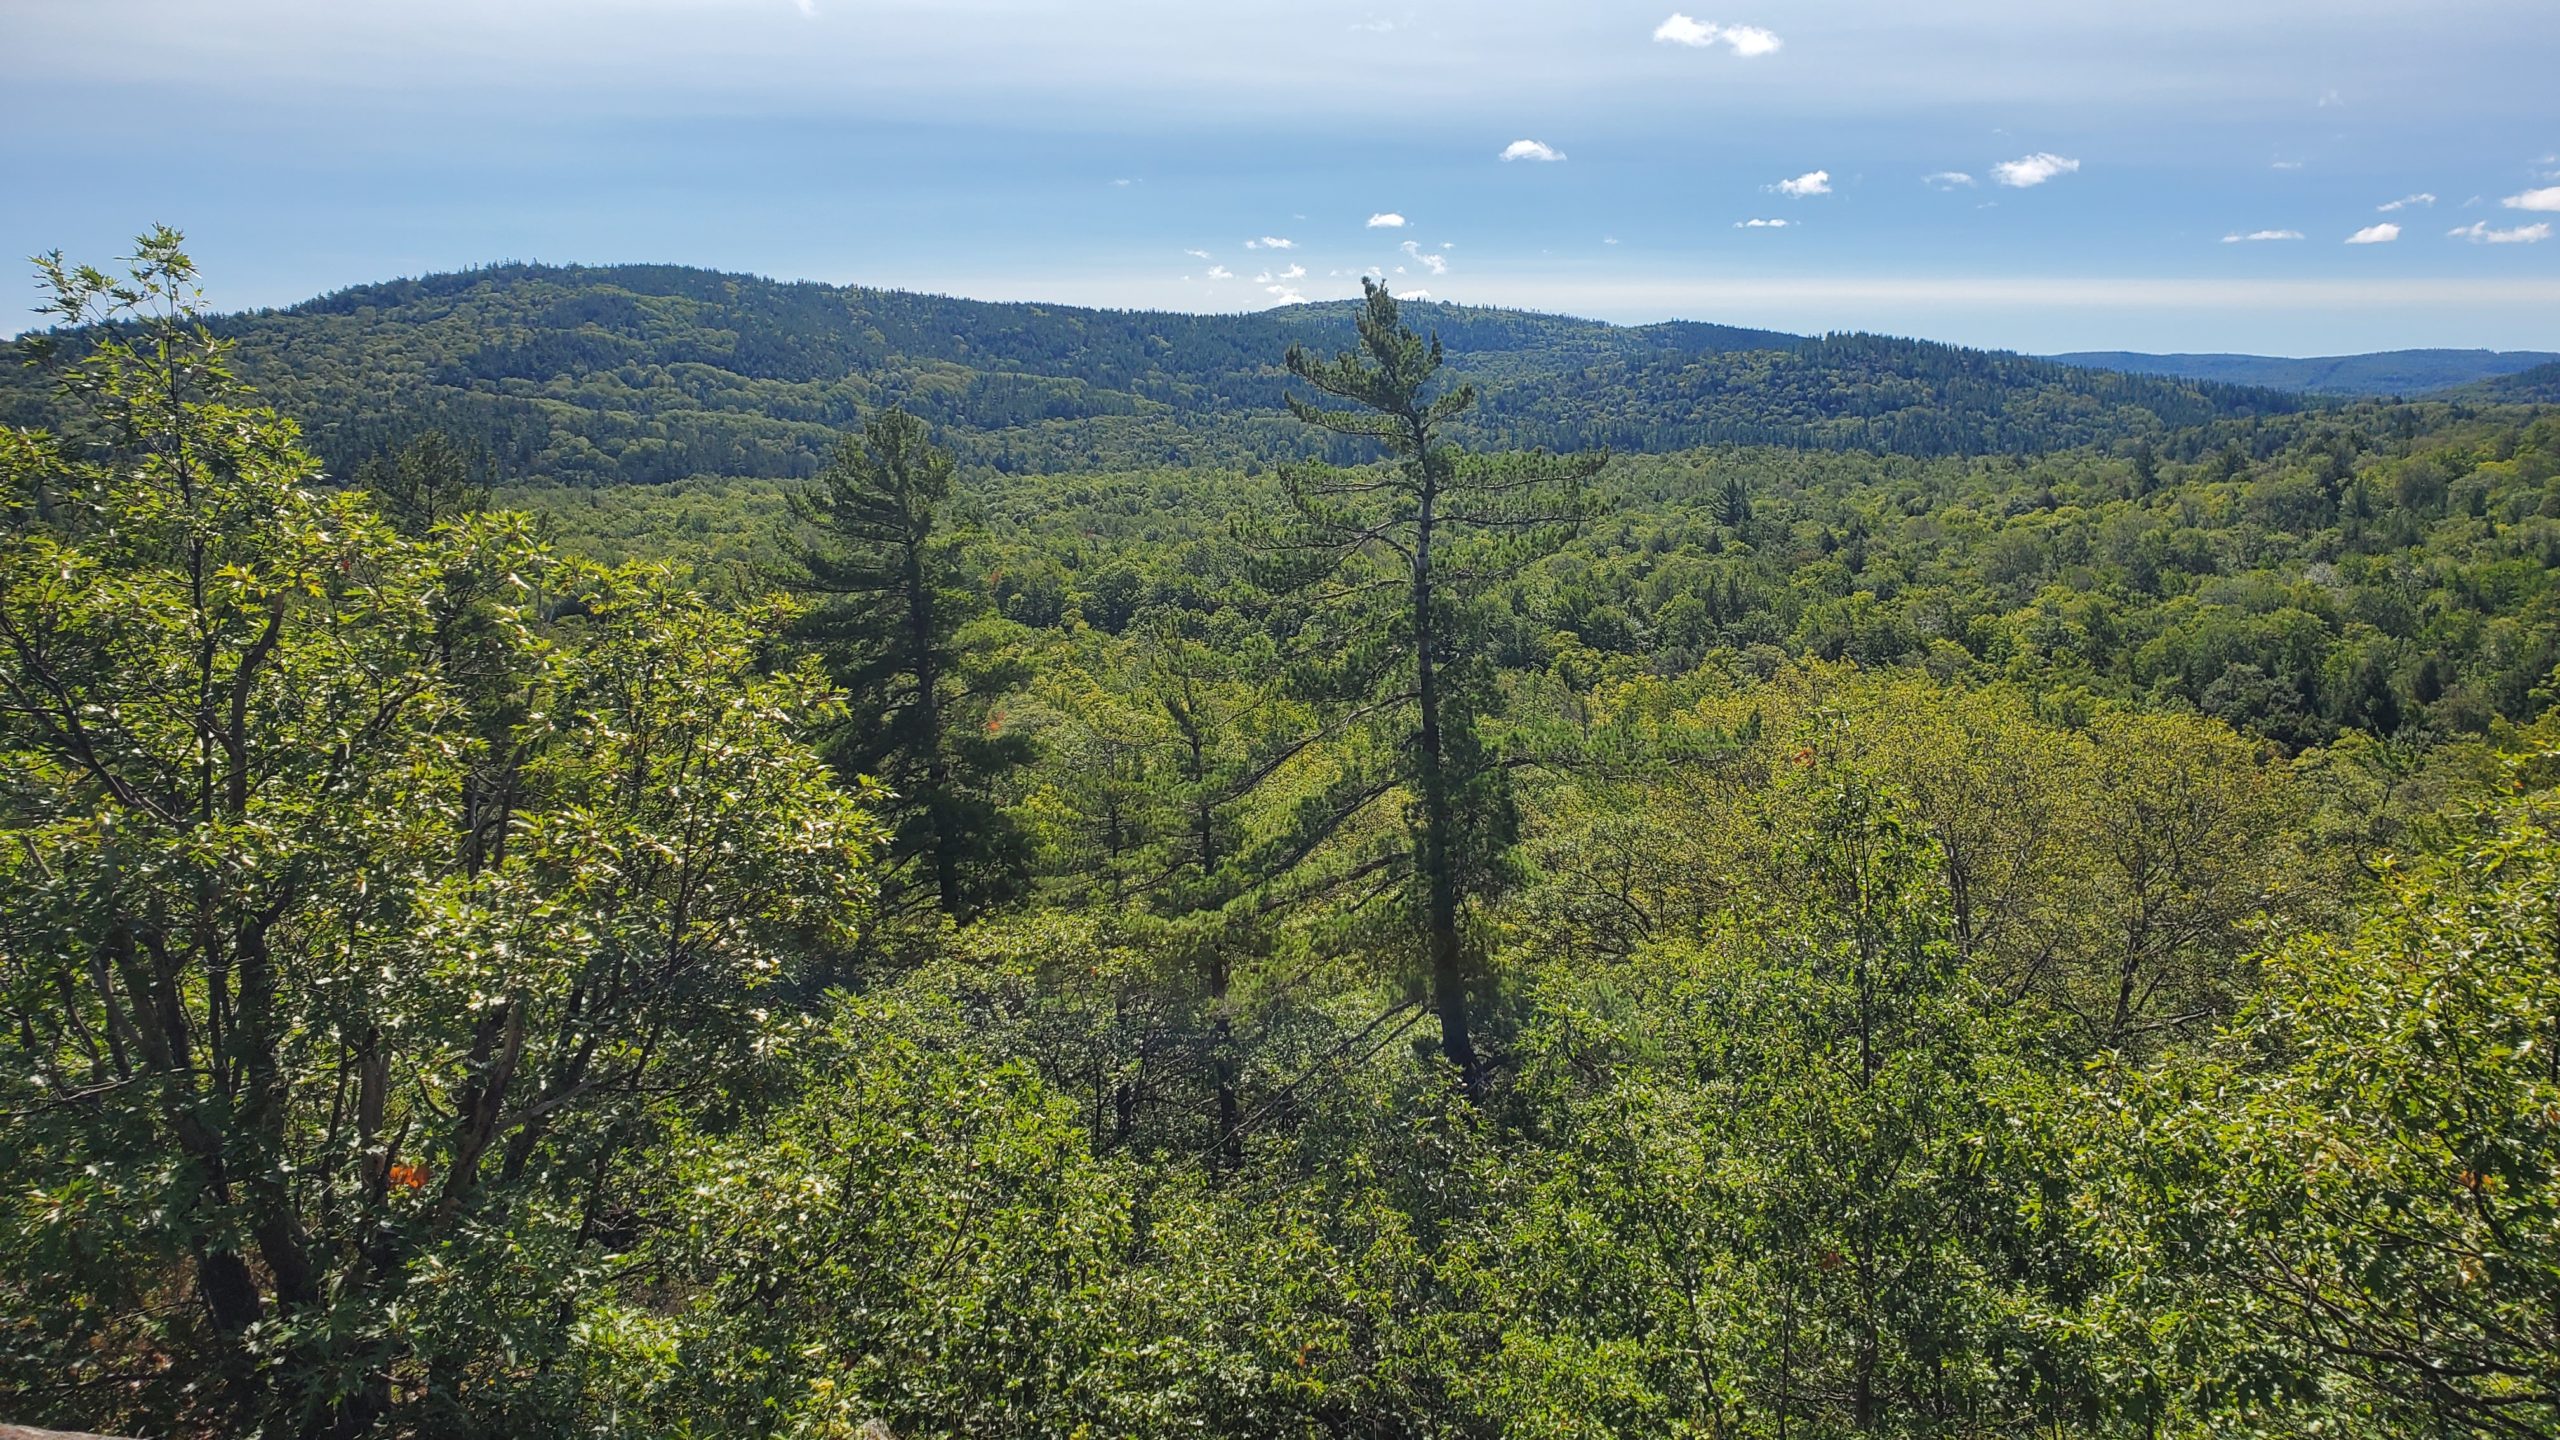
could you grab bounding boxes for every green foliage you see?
[0,233,877,1438]
[778,406,1031,921]
[0,263,2305,486]
[2075,789,2560,1438]
[8,234,2560,1440]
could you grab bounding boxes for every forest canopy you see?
[4,233,2560,1440]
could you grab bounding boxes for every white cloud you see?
[2222,230,2304,243]
[1279,263,1305,279]
[2270,160,2305,171]
[1602,236,1620,245]
[1652,14,1781,55]
[2502,186,2560,213]
[2450,220,2551,244]
[1722,25,1781,56]
[1736,218,1792,228]
[1184,248,1211,260]
[1266,285,1307,303]
[1205,264,1234,279]
[2377,192,2436,212]
[1924,171,1975,189]
[1773,169,1831,197]
[1245,236,1295,249]
[1992,152,2079,188]
[1366,212,1407,228]
[1253,270,1272,283]
[1393,289,1431,301]
[1501,139,1565,163]
[1653,13,1717,45]
[2345,223,2400,245]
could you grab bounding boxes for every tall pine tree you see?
[781,406,1030,921]
[1259,281,1602,1098]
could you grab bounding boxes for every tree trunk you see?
[1410,479,1482,1100]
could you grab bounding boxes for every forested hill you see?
[0,261,2303,483]
[2049,347,2560,397]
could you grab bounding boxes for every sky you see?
[4,0,2557,355]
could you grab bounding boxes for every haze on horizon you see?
[4,0,2555,355]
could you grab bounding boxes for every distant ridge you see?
[2047,348,2560,398]
[5,262,2307,483]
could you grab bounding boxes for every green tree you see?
[1261,280,1602,1097]
[781,405,1031,922]
[353,429,493,537]
[0,233,876,1438]
[2081,786,2560,1438]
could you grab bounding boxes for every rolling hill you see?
[3,263,2309,484]
[2047,348,2560,397]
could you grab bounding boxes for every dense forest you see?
[5,232,2560,1440]
[0,262,2309,485]
[2049,347,2560,397]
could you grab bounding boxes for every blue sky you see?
[4,0,2556,354]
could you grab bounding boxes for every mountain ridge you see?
[2047,347,2560,397]
[6,261,2314,483]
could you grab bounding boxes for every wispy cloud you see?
[2270,160,2305,171]
[2222,230,2304,243]
[1278,263,1306,279]
[1992,153,2079,188]
[2450,220,2551,244]
[1266,284,1307,303]
[1772,169,1831,197]
[2345,223,2400,245]
[1652,14,1782,55]
[1366,212,1407,228]
[793,0,817,16]
[1244,236,1295,249]
[2502,186,2560,213]
[1501,139,1565,163]
[1923,171,1975,190]
[1401,241,1449,276]
[1736,218,1792,228]
[1183,248,1211,260]
[1205,265,1234,279]
[2377,192,2435,212]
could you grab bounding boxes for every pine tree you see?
[1257,281,1603,1098]
[780,406,1030,921]
[355,430,492,536]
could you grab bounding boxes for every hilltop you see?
[2,262,2302,483]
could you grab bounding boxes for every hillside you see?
[0,263,2303,484]
[2048,347,2560,396]
[2470,359,2560,404]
